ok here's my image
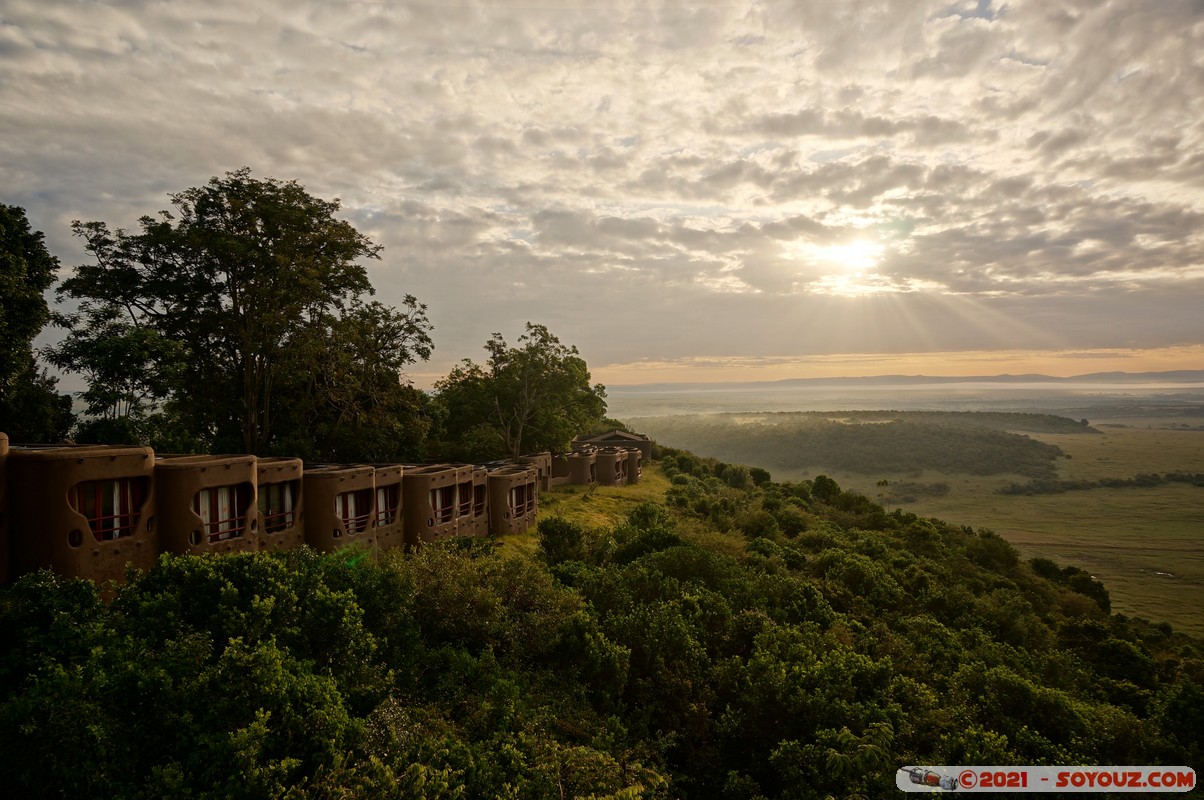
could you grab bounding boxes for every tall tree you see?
[44,302,181,442]
[435,322,606,459]
[54,169,433,454]
[271,299,434,462]
[0,204,56,384]
[0,204,74,441]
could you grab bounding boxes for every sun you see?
[814,239,884,272]
[780,237,885,273]
[780,236,892,296]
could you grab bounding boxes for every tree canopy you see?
[1,204,57,382]
[49,169,433,456]
[433,323,607,460]
[0,204,73,441]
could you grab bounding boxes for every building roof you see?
[574,429,650,443]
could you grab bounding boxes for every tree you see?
[44,302,181,442]
[0,356,75,442]
[1,204,57,384]
[434,323,606,459]
[810,474,841,503]
[53,169,432,454]
[270,299,434,462]
[0,204,74,441]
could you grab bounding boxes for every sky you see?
[3,0,1203,389]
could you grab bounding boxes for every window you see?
[508,483,535,516]
[258,480,298,534]
[457,480,473,517]
[473,483,487,517]
[430,485,455,525]
[335,488,373,534]
[69,477,148,541]
[375,483,400,526]
[193,483,253,544]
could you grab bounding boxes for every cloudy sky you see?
[4,0,1203,388]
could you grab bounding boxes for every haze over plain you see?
[3,0,1202,386]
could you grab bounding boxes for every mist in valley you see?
[611,377,1204,636]
[608,379,1204,427]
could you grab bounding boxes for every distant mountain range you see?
[611,370,1204,392]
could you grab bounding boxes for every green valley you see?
[629,412,1204,637]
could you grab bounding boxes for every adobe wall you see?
[549,453,572,486]
[519,451,552,492]
[487,465,538,537]
[256,456,305,553]
[567,450,597,485]
[402,464,459,545]
[155,454,259,557]
[626,448,643,485]
[450,465,476,538]
[7,444,157,584]
[459,465,489,538]
[371,464,405,552]
[596,448,628,487]
[303,464,378,553]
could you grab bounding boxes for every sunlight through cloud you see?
[3,0,1203,382]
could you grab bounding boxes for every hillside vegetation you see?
[3,453,1202,799]
[639,413,1204,637]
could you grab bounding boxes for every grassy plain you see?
[773,426,1204,637]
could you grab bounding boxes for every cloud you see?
[2,0,1202,385]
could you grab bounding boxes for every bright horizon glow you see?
[580,345,1204,388]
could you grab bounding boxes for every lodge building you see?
[0,432,644,586]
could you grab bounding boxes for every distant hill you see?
[628,410,1086,478]
[611,369,1204,393]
